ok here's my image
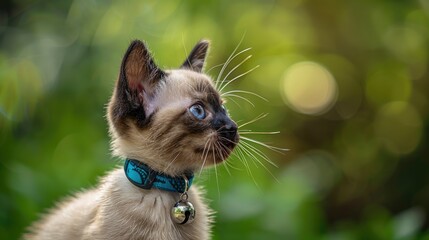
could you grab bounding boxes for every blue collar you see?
[124,159,194,193]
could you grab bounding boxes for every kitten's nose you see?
[212,114,238,143]
[223,122,238,141]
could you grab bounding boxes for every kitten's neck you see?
[124,159,194,193]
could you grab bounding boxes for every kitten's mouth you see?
[194,134,239,163]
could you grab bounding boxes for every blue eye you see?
[189,104,206,120]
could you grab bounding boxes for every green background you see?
[1,0,429,239]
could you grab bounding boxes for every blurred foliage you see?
[1,0,429,239]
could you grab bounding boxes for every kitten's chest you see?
[95,169,210,240]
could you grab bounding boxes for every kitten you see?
[25,39,239,240]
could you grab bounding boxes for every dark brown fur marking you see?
[181,40,210,72]
[110,40,165,135]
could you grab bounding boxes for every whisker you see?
[206,63,224,74]
[229,150,245,171]
[199,138,211,177]
[238,143,261,169]
[214,130,241,173]
[220,55,252,91]
[215,141,231,176]
[241,136,289,154]
[216,48,252,91]
[239,142,280,183]
[238,113,268,129]
[222,149,242,171]
[211,143,220,199]
[222,160,233,176]
[236,145,259,188]
[240,140,278,167]
[181,34,192,71]
[218,136,239,145]
[224,95,241,107]
[215,38,246,89]
[218,136,259,172]
[238,130,280,135]
[221,90,268,102]
[215,33,247,89]
[231,143,248,168]
[235,145,252,171]
[163,152,181,173]
[222,93,255,107]
[218,134,281,183]
[219,65,260,93]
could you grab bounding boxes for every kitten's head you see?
[107,40,239,176]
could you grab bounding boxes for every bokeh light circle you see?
[281,61,338,115]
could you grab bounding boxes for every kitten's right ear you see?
[114,40,165,126]
[181,39,210,72]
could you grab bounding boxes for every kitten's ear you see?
[115,40,164,124]
[181,39,210,72]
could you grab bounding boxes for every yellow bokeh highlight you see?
[281,61,338,115]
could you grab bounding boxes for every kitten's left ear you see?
[181,39,210,72]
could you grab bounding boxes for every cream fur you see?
[25,169,212,240]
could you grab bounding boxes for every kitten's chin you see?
[194,138,238,165]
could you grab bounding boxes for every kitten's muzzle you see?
[212,113,239,149]
[220,123,237,142]
[217,122,238,150]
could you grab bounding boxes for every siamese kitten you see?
[25,39,239,240]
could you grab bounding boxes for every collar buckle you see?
[139,169,157,189]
